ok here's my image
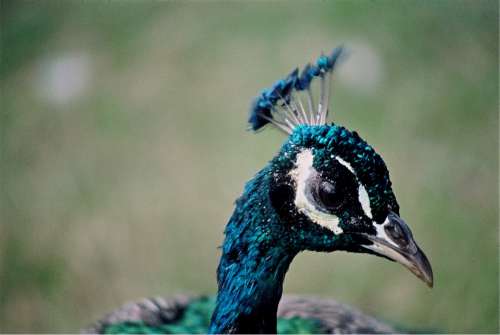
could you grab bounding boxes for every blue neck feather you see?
[208,167,298,334]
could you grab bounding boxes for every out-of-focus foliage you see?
[0,0,497,332]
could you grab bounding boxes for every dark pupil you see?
[317,180,343,209]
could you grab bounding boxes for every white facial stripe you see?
[358,184,372,219]
[373,216,399,248]
[335,156,373,219]
[289,149,343,235]
[334,156,355,173]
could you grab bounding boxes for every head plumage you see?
[249,47,345,134]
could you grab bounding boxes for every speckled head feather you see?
[249,47,344,133]
[273,124,399,226]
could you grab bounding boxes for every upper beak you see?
[362,212,434,288]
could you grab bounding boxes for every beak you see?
[362,212,434,288]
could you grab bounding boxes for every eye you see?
[316,180,344,210]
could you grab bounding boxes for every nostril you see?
[385,222,409,247]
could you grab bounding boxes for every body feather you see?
[86,295,395,334]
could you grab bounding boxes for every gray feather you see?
[83,295,193,334]
[278,295,395,333]
[84,294,395,334]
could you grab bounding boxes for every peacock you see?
[87,47,433,334]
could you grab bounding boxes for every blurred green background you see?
[1,0,498,332]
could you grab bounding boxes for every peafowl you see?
[87,47,433,334]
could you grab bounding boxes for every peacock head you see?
[248,47,433,287]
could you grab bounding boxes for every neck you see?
[208,170,297,334]
[209,240,296,334]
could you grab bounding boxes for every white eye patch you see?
[288,149,374,235]
[289,149,343,235]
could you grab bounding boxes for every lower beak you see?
[362,212,434,288]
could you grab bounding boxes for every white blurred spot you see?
[338,43,383,94]
[36,53,92,106]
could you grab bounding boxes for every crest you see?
[249,47,345,134]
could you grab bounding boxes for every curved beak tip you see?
[419,268,434,288]
[422,267,434,289]
[408,246,434,288]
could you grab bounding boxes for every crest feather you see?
[249,47,345,134]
